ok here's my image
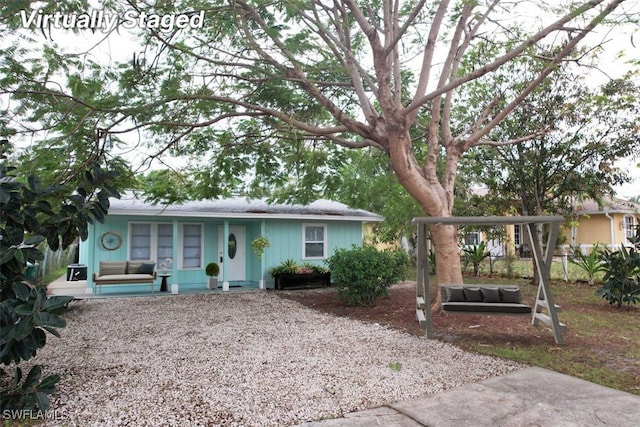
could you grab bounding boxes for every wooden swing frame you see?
[413,216,566,344]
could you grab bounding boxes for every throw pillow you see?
[126,260,143,274]
[140,262,156,274]
[500,287,521,303]
[481,287,501,303]
[463,287,483,302]
[445,286,465,302]
[99,261,126,276]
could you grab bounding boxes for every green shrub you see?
[569,244,606,285]
[326,246,409,306]
[596,245,640,308]
[268,259,301,276]
[1,137,119,411]
[462,241,491,277]
[205,262,220,277]
[596,225,640,307]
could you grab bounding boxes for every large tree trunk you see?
[431,224,462,283]
[387,132,463,311]
[430,224,463,308]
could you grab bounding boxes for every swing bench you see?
[439,285,532,315]
[413,216,566,345]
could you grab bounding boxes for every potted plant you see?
[251,236,270,259]
[269,259,330,290]
[205,262,220,289]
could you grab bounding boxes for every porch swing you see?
[413,216,566,345]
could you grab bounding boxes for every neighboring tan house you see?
[373,192,638,260]
[79,194,383,294]
[457,196,639,258]
[563,196,640,254]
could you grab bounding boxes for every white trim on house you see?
[302,223,327,260]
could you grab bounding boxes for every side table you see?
[158,274,172,292]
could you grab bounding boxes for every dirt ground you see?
[276,281,640,394]
[277,282,548,344]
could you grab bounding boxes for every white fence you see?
[36,243,78,283]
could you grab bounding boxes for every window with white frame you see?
[624,216,635,241]
[303,224,327,259]
[157,224,173,261]
[181,224,203,268]
[464,230,480,246]
[129,223,173,264]
[513,224,521,246]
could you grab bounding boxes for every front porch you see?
[46,275,260,299]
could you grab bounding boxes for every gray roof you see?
[107,194,383,222]
[573,196,640,215]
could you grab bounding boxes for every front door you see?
[218,226,246,281]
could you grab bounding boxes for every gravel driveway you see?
[33,291,522,426]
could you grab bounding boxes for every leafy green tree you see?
[462,51,639,283]
[329,150,422,246]
[2,0,637,299]
[463,57,639,218]
[0,132,120,410]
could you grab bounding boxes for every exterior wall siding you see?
[81,214,370,293]
[563,213,639,252]
[261,219,364,288]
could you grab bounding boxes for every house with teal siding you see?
[79,193,383,294]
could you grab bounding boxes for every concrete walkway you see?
[298,367,640,426]
[46,276,91,298]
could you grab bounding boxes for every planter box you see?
[273,272,331,290]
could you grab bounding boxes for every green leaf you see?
[13,318,35,341]
[33,312,66,328]
[37,374,60,393]
[35,391,51,410]
[41,326,61,338]
[0,325,15,344]
[15,303,35,316]
[28,175,42,192]
[12,281,32,300]
[22,365,42,390]
[5,226,24,245]
[41,295,73,311]
[0,247,17,264]
[24,235,46,245]
[13,366,23,387]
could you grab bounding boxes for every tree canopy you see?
[2,0,638,287]
[465,56,640,219]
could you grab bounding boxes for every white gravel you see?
[30,291,522,426]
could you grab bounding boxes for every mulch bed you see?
[277,281,552,345]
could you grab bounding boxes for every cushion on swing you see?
[481,287,501,303]
[442,303,532,314]
[463,287,483,302]
[499,287,521,303]
[445,286,465,302]
[440,285,531,315]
